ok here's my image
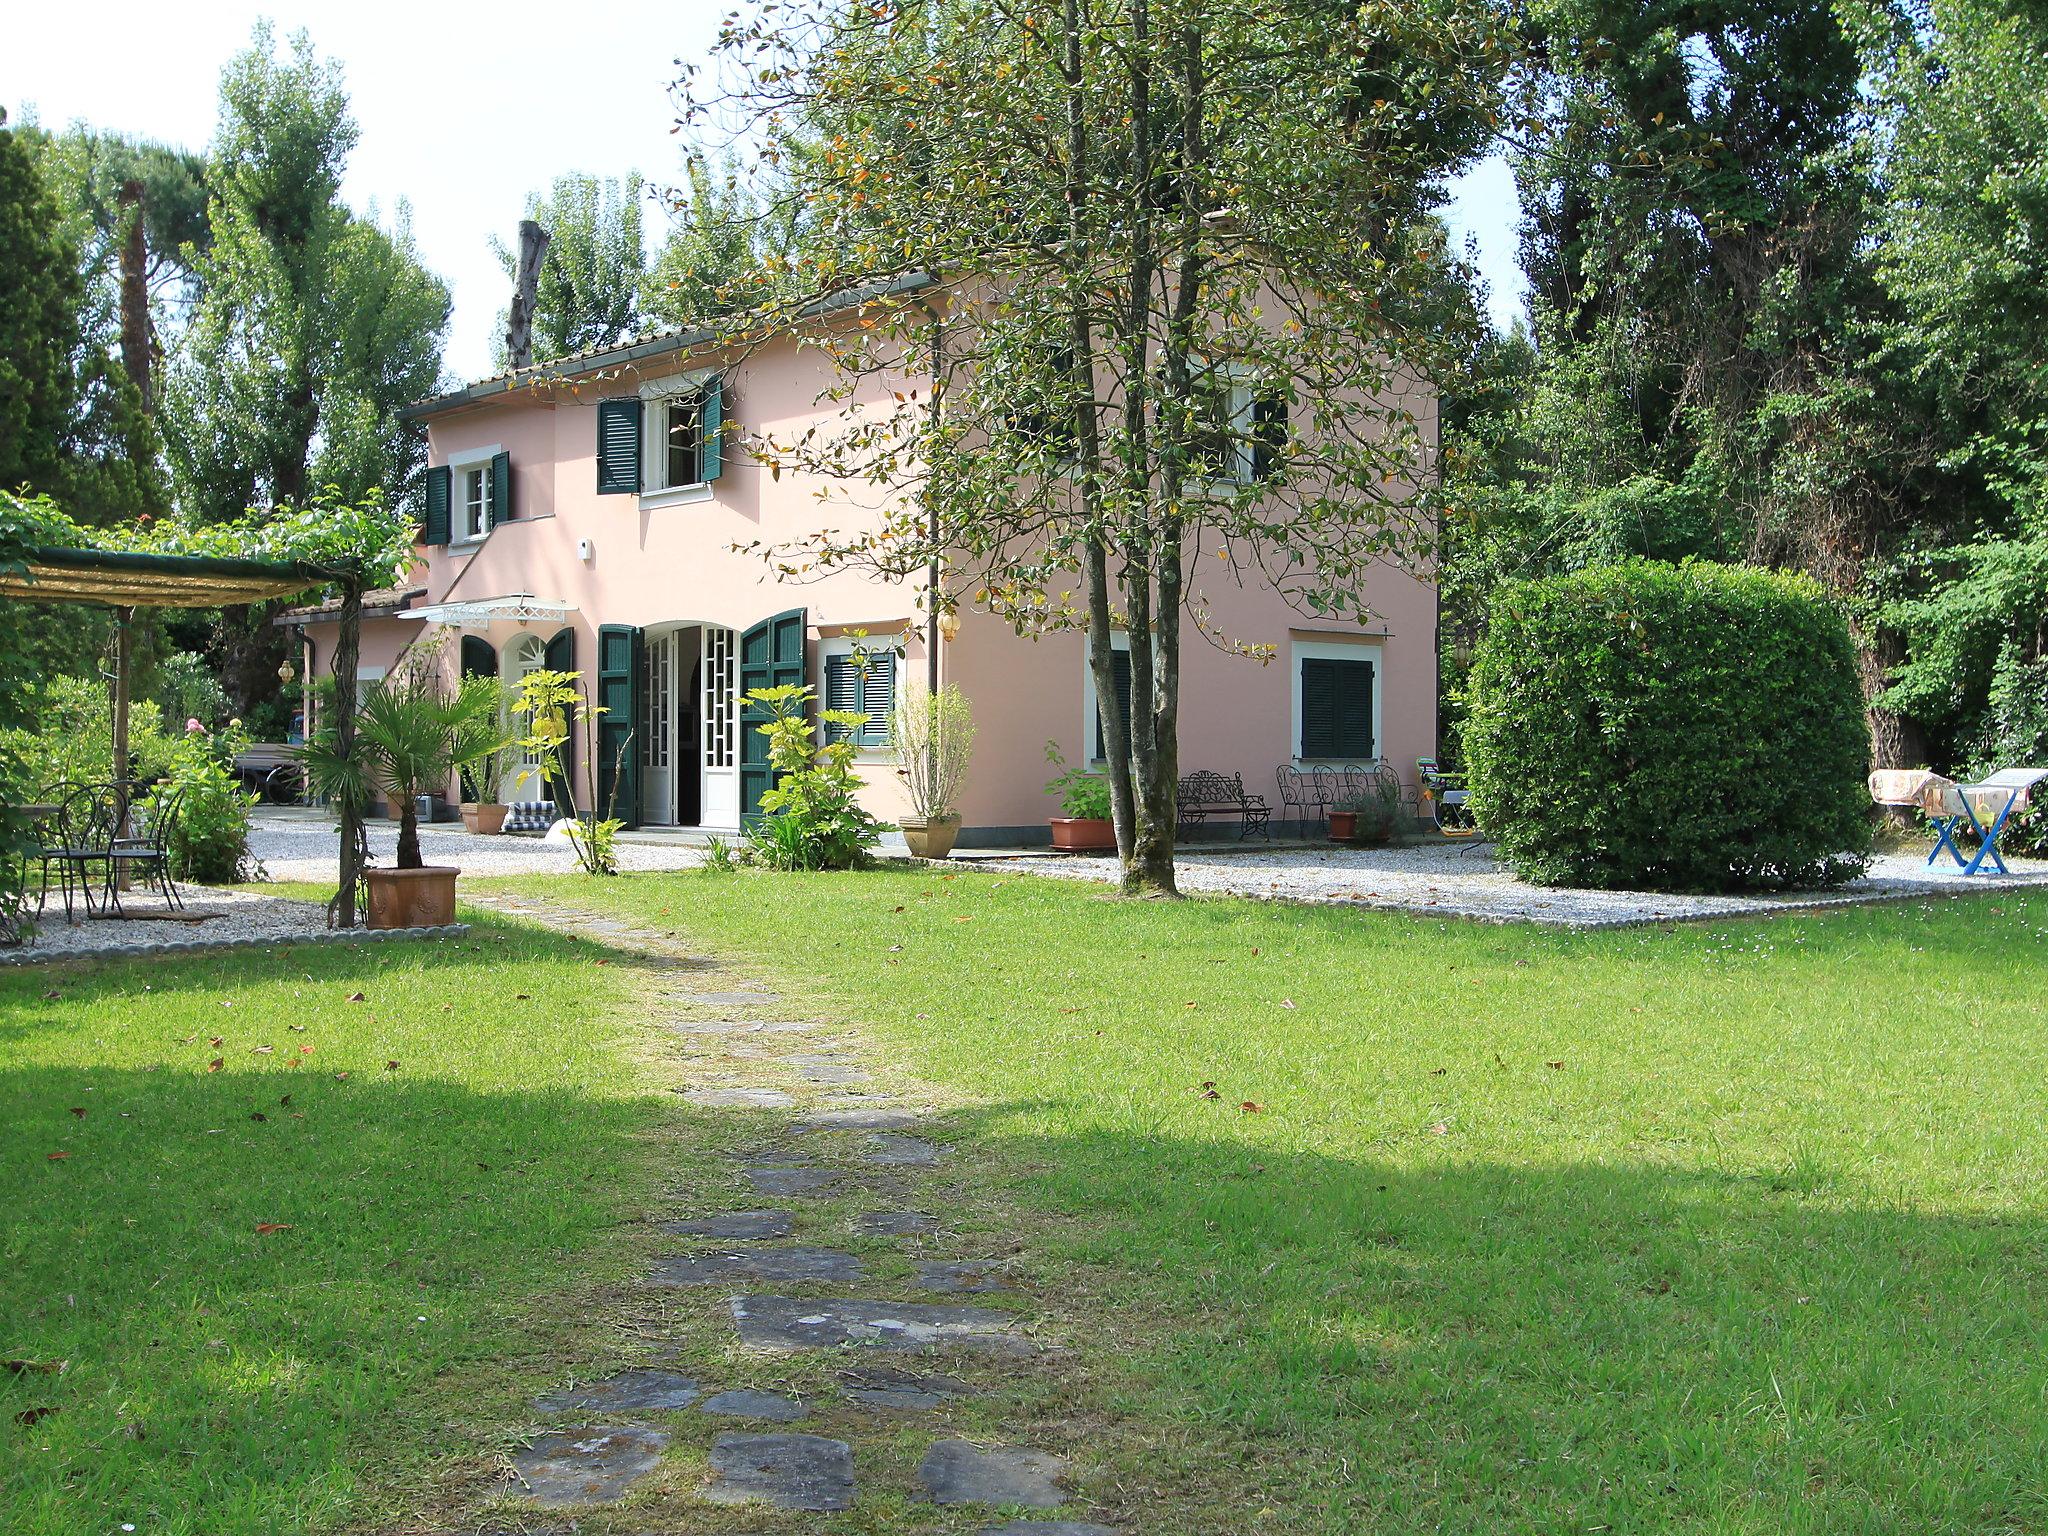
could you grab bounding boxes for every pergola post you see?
[111,604,133,783]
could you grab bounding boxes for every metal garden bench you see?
[1176,770,1272,840]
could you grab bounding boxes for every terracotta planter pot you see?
[1050,816,1116,852]
[363,865,459,930]
[1328,809,1359,841]
[461,802,509,834]
[900,814,961,859]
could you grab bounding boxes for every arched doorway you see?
[502,630,549,804]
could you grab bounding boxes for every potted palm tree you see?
[891,682,976,859]
[454,675,518,833]
[297,668,505,928]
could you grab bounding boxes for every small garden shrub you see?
[745,684,884,870]
[1465,559,1872,891]
[153,721,261,884]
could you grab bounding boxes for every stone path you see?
[465,891,1116,1532]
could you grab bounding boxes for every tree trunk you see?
[396,806,422,869]
[330,584,365,929]
[505,219,552,370]
[117,180,151,414]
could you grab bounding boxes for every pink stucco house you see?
[288,300,1442,845]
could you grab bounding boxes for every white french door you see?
[642,631,678,825]
[701,625,740,830]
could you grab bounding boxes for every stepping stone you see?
[661,1210,793,1241]
[863,1133,944,1166]
[977,1524,1119,1536]
[918,1441,1065,1508]
[662,1019,750,1036]
[789,1054,867,1086]
[746,1019,827,1034]
[700,1388,808,1422]
[535,1368,700,1415]
[856,1210,938,1236]
[916,1260,1004,1294]
[840,1365,974,1410]
[732,1295,1037,1356]
[703,1432,854,1512]
[743,1165,845,1198]
[800,1105,922,1131]
[683,1087,794,1109]
[650,1246,866,1286]
[694,990,782,1007]
[507,1425,669,1507]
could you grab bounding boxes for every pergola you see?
[0,543,367,923]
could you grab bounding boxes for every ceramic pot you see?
[363,865,458,929]
[900,814,962,859]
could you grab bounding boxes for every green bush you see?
[0,675,178,796]
[151,722,261,885]
[745,684,884,870]
[1465,560,1872,891]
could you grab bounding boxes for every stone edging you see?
[0,923,471,966]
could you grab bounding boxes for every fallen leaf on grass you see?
[1547,1060,1565,1070]
[251,1045,274,1055]
[345,992,366,1002]
[68,1107,86,1118]
[249,1112,266,1123]
[1,1359,65,1376]
[332,1071,349,1081]
[1430,1122,1450,1135]
[287,1024,306,1032]
[45,1151,69,1161]
[206,1059,223,1073]
[278,1094,292,1106]
[515,993,530,1000]
[208,1036,223,1047]
[14,1405,56,1426]
[384,1061,399,1071]
[1278,998,1297,1010]
[1241,1101,1265,1113]
[297,1045,313,1055]
[253,1223,292,1235]
[41,990,60,1001]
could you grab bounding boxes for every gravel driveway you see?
[980,842,2048,927]
[250,810,708,882]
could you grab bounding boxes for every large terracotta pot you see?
[461,802,509,834]
[900,815,961,859]
[364,865,459,929]
[1328,810,1359,841]
[1050,817,1116,852]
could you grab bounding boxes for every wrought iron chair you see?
[108,785,186,913]
[35,782,121,920]
[1274,766,1317,835]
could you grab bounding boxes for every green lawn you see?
[7,870,2046,1534]
[540,868,2048,1535]
[0,896,694,1536]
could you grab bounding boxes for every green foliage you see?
[150,720,260,884]
[1043,741,1112,821]
[160,24,448,523]
[0,676,178,796]
[509,668,620,875]
[297,666,502,870]
[890,681,975,821]
[491,173,646,367]
[1465,560,1872,890]
[0,107,85,500]
[567,816,625,878]
[641,151,805,329]
[452,675,518,804]
[744,684,883,871]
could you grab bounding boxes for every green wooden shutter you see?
[1300,657,1375,759]
[596,398,642,494]
[824,652,859,741]
[460,635,497,679]
[543,627,577,816]
[423,465,451,545]
[701,376,724,482]
[488,450,512,525]
[596,624,641,828]
[1094,648,1133,760]
[860,651,895,747]
[738,608,807,823]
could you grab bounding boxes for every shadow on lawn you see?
[948,1107,2048,1533]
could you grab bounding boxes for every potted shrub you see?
[1044,741,1115,851]
[891,681,976,859]
[297,668,503,928]
[454,675,518,834]
[1329,774,1401,845]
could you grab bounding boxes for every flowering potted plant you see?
[891,682,976,858]
[1044,740,1115,851]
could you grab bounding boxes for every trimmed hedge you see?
[1465,560,1872,892]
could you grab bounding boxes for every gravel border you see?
[1,919,470,966]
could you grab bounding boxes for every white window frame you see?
[1291,637,1383,765]
[637,368,718,508]
[1079,631,1132,765]
[1188,361,1259,489]
[820,634,898,758]
[445,443,502,546]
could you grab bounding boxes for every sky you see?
[4,2,1526,386]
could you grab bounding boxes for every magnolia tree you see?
[678,0,1506,893]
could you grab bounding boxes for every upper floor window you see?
[1186,366,1289,487]
[422,446,510,547]
[595,371,725,502]
[459,464,489,541]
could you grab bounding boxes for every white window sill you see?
[449,535,486,552]
[639,483,714,511]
